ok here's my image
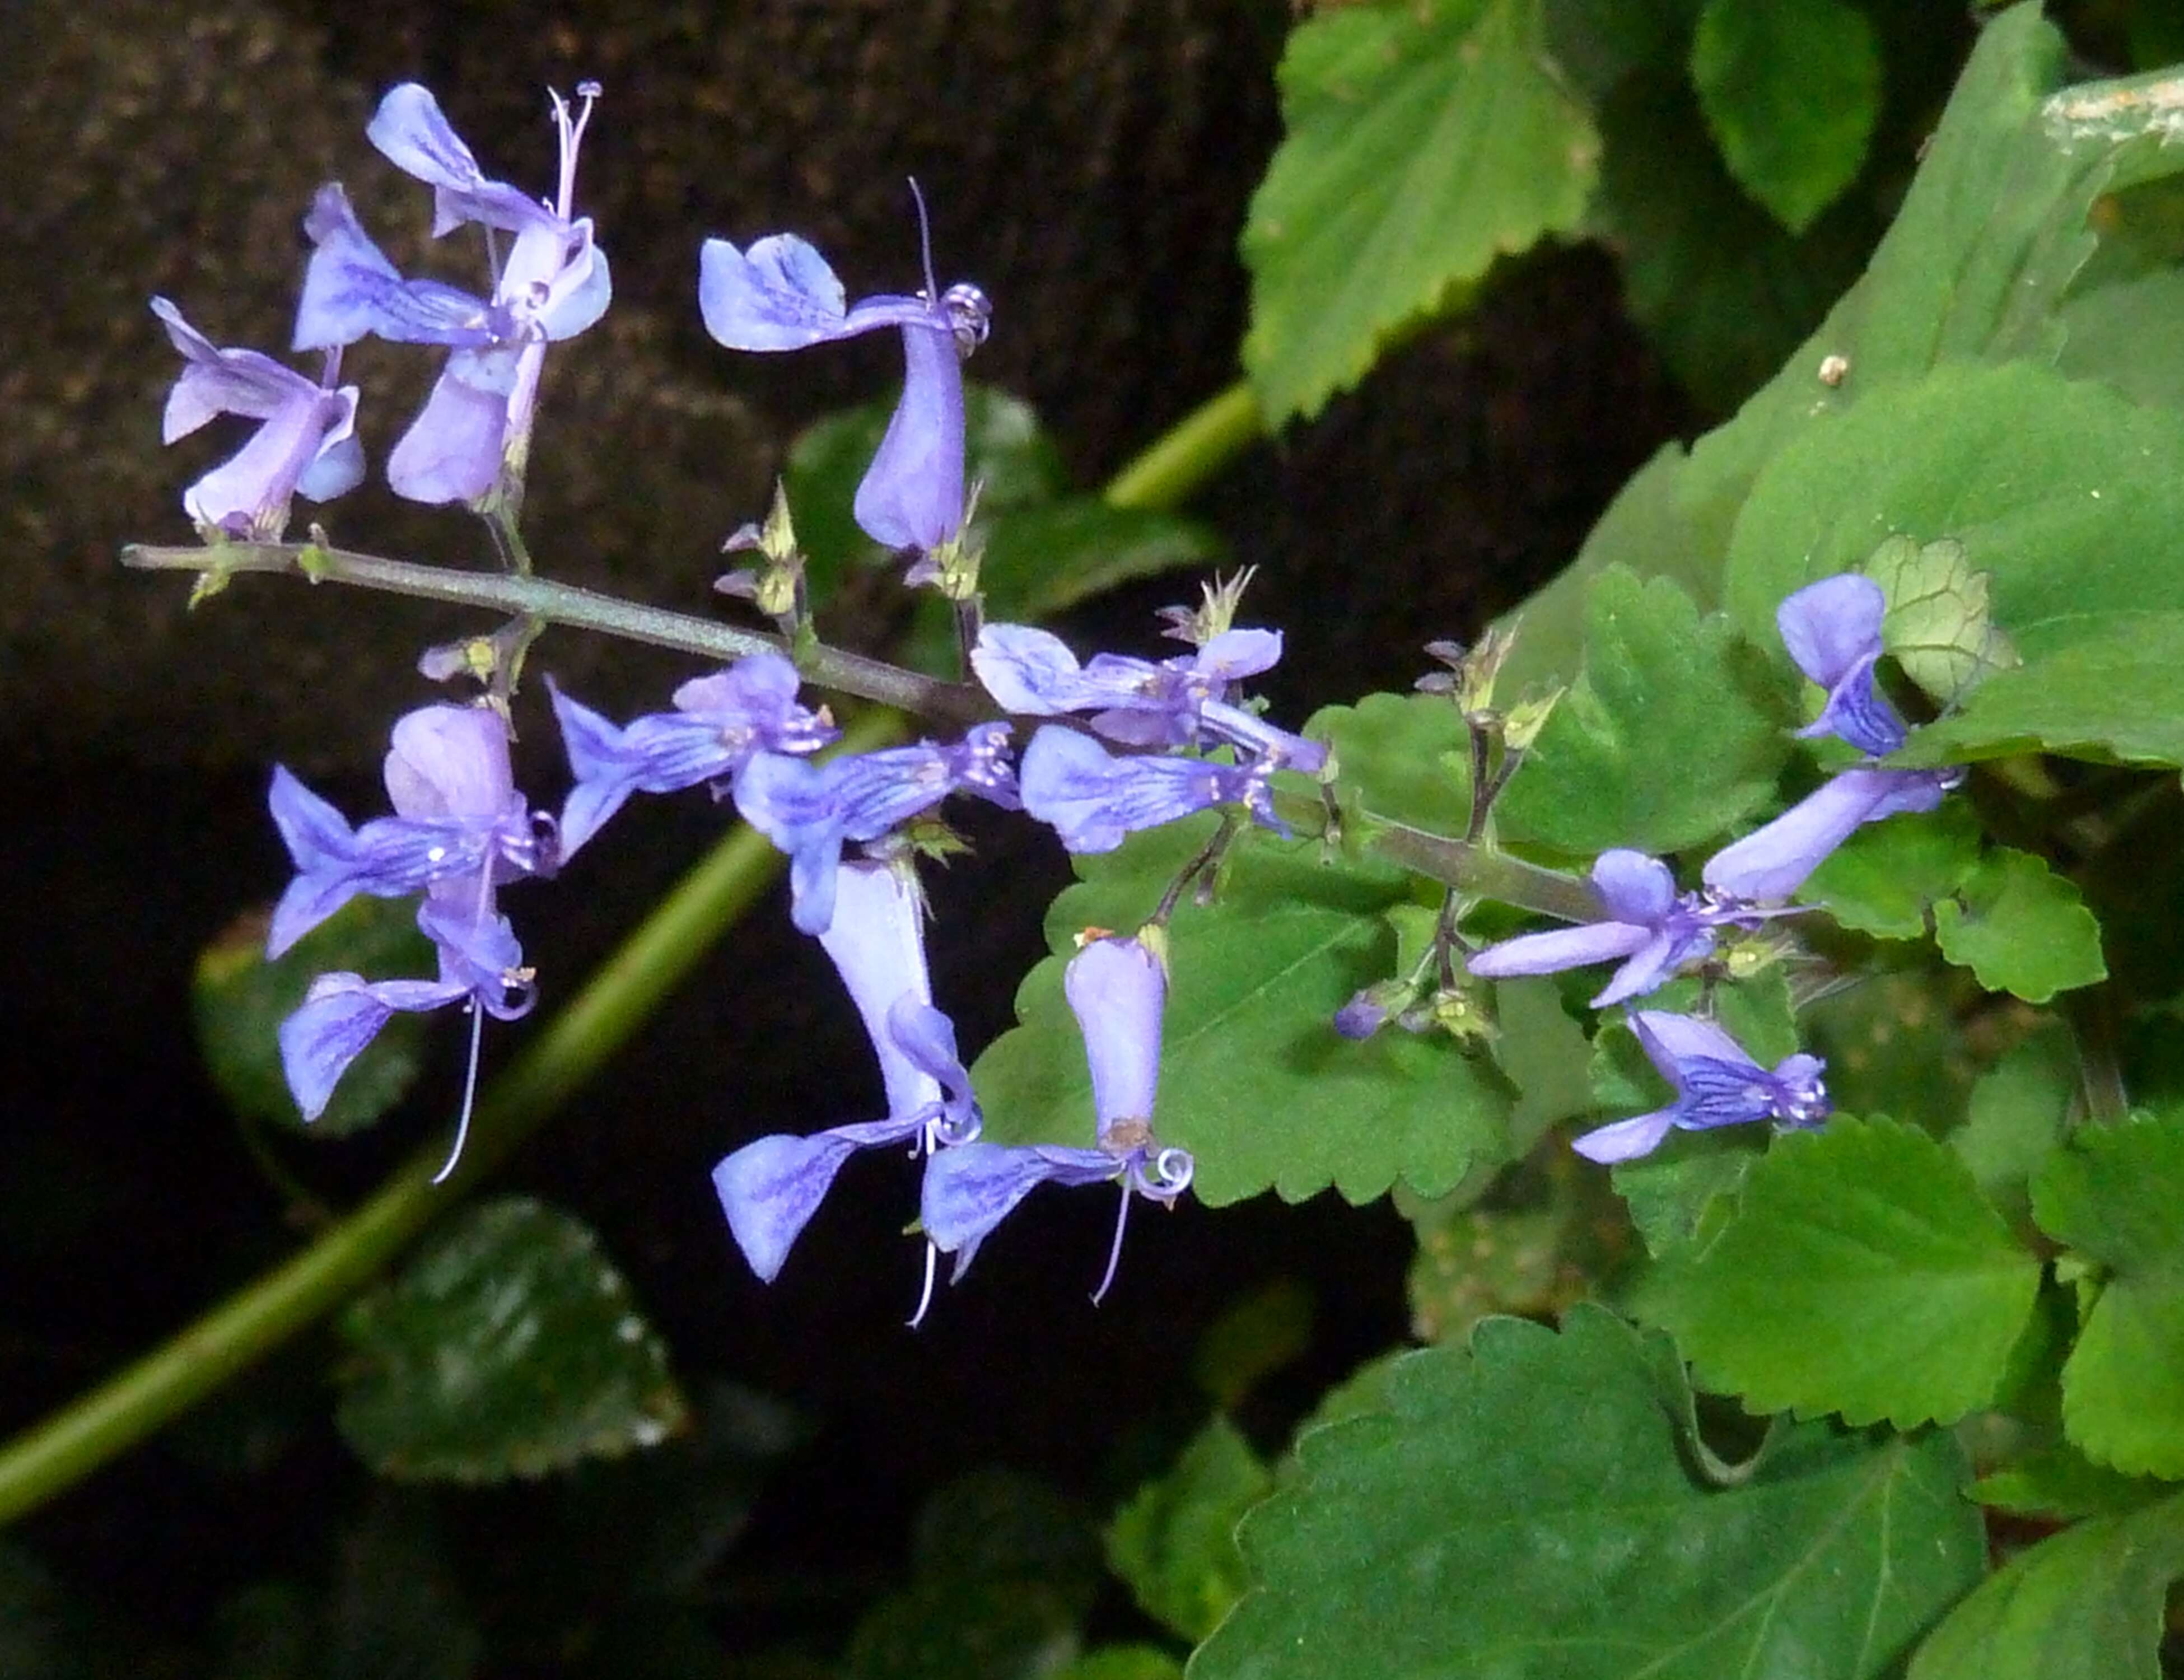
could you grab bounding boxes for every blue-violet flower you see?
[732,724,1019,935]
[921,933,1192,1300]
[294,82,610,506]
[711,858,980,1294]
[548,651,838,860]
[699,205,990,553]
[973,622,1327,773]
[1572,1010,1830,1164]
[1017,725,1287,855]
[151,297,364,540]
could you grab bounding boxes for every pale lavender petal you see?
[278,969,469,1121]
[267,766,362,956]
[886,996,979,1141]
[1333,991,1388,1040]
[918,1140,1118,1281]
[855,321,966,550]
[384,704,517,825]
[386,343,525,506]
[1702,767,1948,903]
[295,423,366,502]
[1794,650,1906,758]
[1591,850,1677,925]
[1195,699,1329,774]
[711,1116,922,1284]
[1628,1010,1756,1082]
[1019,727,1276,853]
[1193,628,1282,685]
[151,298,309,433]
[1593,928,1709,1009]
[731,751,847,935]
[181,390,348,539]
[547,682,641,859]
[1466,921,1653,981]
[972,624,1113,715]
[699,235,858,351]
[1065,937,1165,1138]
[294,184,503,351]
[522,221,612,341]
[1777,575,1886,690]
[816,860,939,1120]
[366,83,547,236]
[1571,1108,1679,1164]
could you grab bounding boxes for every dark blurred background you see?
[12,0,2089,1670]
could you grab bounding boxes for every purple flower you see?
[1779,574,1907,757]
[548,652,838,860]
[1703,766,1958,903]
[1017,726,1288,854]
[151,297,363,540]
[732,724,1019,934]
[1573,1010,1829,1164]
[921,934,1192,1300]
[1467,850,1762,1007]
[973,622,1327,773]
[294,83,610,506]
[267,704,552,959]
[274,707,549,1151]
[698,199,990,553]
[711,859,980,1289]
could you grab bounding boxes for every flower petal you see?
[1777,575,1886,690]
[278,970,469,1121]
[385,344,525,506]
[854,321,966,551]
[918,1141,1117,1281]
[384,705,517,826]
[698,235,859,351]
[1467,920,1653,982]
[1591,849,1677,925]
[1702,767,1949,903]
[711,1116,922,1284]
[1571,1108,1679,1164]
[1065,937,1166,1137]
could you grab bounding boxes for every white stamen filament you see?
[432,1000,487,1186]
[1091,1181,1133,1305]
[907,1239,940,1328]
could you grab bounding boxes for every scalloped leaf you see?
[1242,0,1598,422]
[1105,1417,1270,1642]
[1796,801,1982,940]
[1931,847,2107,1005]
[1193,1305,1985,1680]
[972,819,1516,1206]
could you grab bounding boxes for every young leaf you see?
[1796,800,1982,940]
[1314,689,1474,836]
[1899,612,2184,769]
[1105,1417,1271,1643]
[1640,1118,2042,1427]
[1192,1305,1984,1680]
[1242,0,1598,423]
[2032,1114,2184,1477]
[1968,1443,2171,1522]
[1493,567,1793,855]
[1906,1492,2184,1680]
[1931,847,2107,1004]
[973,820,1516,1206]
[1860,534,2020,703]
[1689,0,1880,235]
[335,1198,687,1483]
[1953,1023,2077,1216]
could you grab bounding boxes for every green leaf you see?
[335,1197,687,1483]
[2032,1114,2184,1477]
[193,896,434,1137]
[1968,1444,2171,1522]
[2058,268,2184,410]
[1192,1280,1317,1410]
[1901,612,2184,769]
[1540,0,1698,103]
[1723,362,2184,664]
[1242,0,1599,422]
[1491,977,1597,1147]
[1860,534,2021,703]
[1193,1305,1984,1680]
[1954,1022,2076,1215]
[1690,0,1880,235]
[784,384,1067,592]
[979,501,1222,624]
[1105,1417,1271,1642]
[1931,847,2107,1004]
[1494,567,1793,855]
[1313,689,1473,835]
[1796,800,1982,940]
[1641,1118,2042,1426]
[1803,967,1979,1136]
[1043,1650,1183,1680]
[1906,1492,2184,1680]
[972,820,1516,1205]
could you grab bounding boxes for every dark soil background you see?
[0,0,1754,1667]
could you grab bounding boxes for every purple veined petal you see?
[712,1115,925,1283]
[886,996,979,1140]
[815,860,939,1119]
[1466,920,1654,983]
[1628,1010,1758,1084]
[1777,575,1887,690]
[1086,709,1191,750]
[1065,937,1165,1140]
[1592,850,1677,925]
[1194,699,1328,774]
[548,680,641,860]
[181,388,353,541]
[731,750,848,933]
[918,1140,1119,1281]
[1571,1108,1679,1164]
[1770,1053,1832,1126]
[293,184,505,351]
[1702,767,1949,904]
[972,624,1107,715]
[1333,991,1389,1040]
[1192,628,1283,687]
[416,898,531,1012]
[505,218,612,342]
[366,83,549,237]
[1794,650,1908,759]
[386,342,528,506]
[698,235,856,351]
[855,321,967,551]
[1593,926,1713,1009]
[384,704,519,826]
[151,298,315,435]
[296,410,367,503]
[267,766,363,957]
[1019,727,1268,853]
[278,969,471,1121]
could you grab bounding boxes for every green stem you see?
[1103,381,1262,512]
[121,542,990,729]
[0,711,903,1529]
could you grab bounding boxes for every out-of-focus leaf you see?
[336,1197,687,1483]
[1043,1650,1182,1680]
[979,501,1222,624]
[1969,1443,2171,1522]
[326,1494,482,1680]
[193,895,433,1137]
[1105,1417,1272,1642]
[1954,1023,2076,1218]
[1242,0,1598,422]
[1192,1278,1317,1410]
